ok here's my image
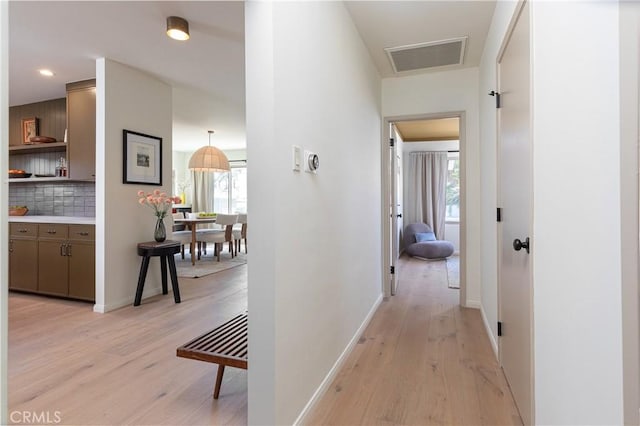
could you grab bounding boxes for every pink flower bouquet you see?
[137,190,181,219]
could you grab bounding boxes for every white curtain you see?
[191,171,214,213]
[406,151,448,239]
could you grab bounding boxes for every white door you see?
[498,2,533,425]
[390,124,399,295]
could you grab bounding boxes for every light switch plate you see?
[292,145,301,171]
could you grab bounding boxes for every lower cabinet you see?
[68,238,95,301]
[38,239,70,297]
[10,222,95,302]
[9,223,38,292]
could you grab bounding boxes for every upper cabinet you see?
[66,79,96,180]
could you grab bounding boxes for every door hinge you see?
[497,207,502,222]
[489,90,501,108]
[389,138,395,147]
[390,266,395,274]
[497,321,502,337]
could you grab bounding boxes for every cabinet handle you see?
[67,244,72,257]
[47,230,57,234]
[9,240,13,253]
[77,232,89,236]
[18,229,28,233]
[60,244,64,256]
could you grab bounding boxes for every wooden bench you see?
[176,313,247,399]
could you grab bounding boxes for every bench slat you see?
[177,313,248,371]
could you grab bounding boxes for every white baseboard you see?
[293,293,384,425]
[93,285,163,313]
[480,304,499,359]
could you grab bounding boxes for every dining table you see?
[174,217,217,265]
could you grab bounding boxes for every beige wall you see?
[95,58,173,312]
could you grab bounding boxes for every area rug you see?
[174,251,247,278]
[446,255,460,289]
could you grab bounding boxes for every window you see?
[446,153,459,222]
[211,165,247,214]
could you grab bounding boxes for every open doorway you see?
[382,113,466,306]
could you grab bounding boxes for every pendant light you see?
[166,16,190,41]
[188,130,230,172]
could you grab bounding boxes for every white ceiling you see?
[8,1,496,152]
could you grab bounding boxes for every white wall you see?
[530,2,623,423]
[478,0,519,355]
[0,2,8,422]
[620,3,640,424]
[95,58,173,312]
[402,140,460,252]
[245,2,382,424]
[383,68,480,307]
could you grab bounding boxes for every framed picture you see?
[21,117,39,144]
[123,129,162,185]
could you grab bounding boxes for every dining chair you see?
[233,213,247,254]
[197,213,238,261]
[171,212,193,259]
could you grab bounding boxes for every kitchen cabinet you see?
[67,225,96,301]
[66,79,96,180]
[9,223,38,292]
[37,223,69,297]
[8,222,95,302]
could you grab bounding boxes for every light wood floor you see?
[9,256,521,426]
[304,255,523,426]
[9,264,248,425]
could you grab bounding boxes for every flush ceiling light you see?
[188,130,230,172]
[38,69,54,77]
[166,16,190,41]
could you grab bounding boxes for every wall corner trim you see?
[293,292,384,425]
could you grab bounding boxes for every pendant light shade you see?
[188,131,230,172]
[166,16,190,41]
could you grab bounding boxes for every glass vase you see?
[154,217,166,242]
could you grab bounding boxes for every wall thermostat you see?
[304,150,319,173]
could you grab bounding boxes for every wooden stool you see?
[135,240,181,306]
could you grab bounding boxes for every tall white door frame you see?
[381,111,467,307]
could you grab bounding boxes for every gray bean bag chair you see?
[404,223,454,259]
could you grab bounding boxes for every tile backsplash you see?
[9,181,95,217]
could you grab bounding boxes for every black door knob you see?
[513,237,530,254]
[397,214,402,218]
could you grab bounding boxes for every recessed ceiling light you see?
[39,69,54,77]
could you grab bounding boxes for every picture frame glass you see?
[123,130,162,185]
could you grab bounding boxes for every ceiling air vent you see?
[385,37,467,73]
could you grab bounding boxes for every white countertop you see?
[8,216,95,225]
